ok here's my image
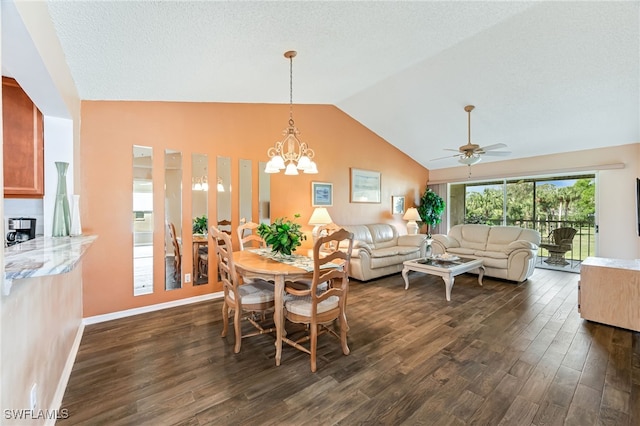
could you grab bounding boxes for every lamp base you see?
[406,221,418,235]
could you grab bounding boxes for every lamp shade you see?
[308,207,332,225]
[402,207,421,221]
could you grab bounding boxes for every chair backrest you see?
[309,228,354,313]
[167,222,181,257]
[237,221,266,250]
[210,226,238,300]
[552,227,577,247]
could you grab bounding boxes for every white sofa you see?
[339,223,428,281]
[431,224,541,282]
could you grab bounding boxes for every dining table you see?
[232,248,341,366]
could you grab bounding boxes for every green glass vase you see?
[52,161,71,237]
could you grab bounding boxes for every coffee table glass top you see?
[414,257,477,268]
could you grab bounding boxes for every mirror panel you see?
[216,156,232,236]
[239,159,252,224]
[133,146,154,296]
[259,161,270,224]
[192,153,208,285]
[165,150,183,290]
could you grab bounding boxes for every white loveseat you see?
[339,223,428,281]
[431,224,541,282]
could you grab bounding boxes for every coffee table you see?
[402,257,485,301]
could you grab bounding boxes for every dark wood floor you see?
[59,268,639,425]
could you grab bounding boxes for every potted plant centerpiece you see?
[192,215,208,235]
[417,188,445,239]
[257,214,306,256]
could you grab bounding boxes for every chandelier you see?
[264,51,318,175]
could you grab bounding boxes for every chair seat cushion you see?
[229,280,274,304]
[285,295,339,317]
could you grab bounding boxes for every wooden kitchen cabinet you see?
[2,76,44,198]
[579,257,640,332]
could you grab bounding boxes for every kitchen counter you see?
[4,235,97,295]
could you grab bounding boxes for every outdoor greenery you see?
[417,188,445,237]
[461,177,596,262]
[257,214,306,256]
[464,178,595,225]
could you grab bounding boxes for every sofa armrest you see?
[432,234,459,249]
[504,240,538,254]
[353,241,372,256]
[397,234,427,247]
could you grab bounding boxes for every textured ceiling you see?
[7,1,640,170]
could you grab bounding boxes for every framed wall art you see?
[311,182,333,207]
[350,168,381,203]
[392,196,405,215]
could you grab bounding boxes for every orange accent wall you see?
[80,101,428,316]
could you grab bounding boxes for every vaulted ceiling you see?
[3,1,639,170]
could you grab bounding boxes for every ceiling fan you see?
[432,105,510,165]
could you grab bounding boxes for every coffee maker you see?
[6,217,37,246]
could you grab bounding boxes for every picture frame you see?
[311,182,333,207]
[392,196,405,215]
[350,168,381,203]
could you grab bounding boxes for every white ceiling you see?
[4,1,640,170]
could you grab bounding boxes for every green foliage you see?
[417,189,445,236]
[257,214,307,256]
[463,178,595,224]
[192,215,208,234]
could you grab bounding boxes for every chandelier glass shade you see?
[264,51,318,175]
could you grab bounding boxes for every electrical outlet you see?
[185,273,191,283]
[30,383,37,411]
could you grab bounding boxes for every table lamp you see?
[402,207,421,235]
[308,207,333,243]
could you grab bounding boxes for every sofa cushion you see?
[474,250,508,260]
[447,247,476,256]
[371,247,400,258]
[367,224,398,249]
[343,225,374,246]
[486,226,529,252]
[450,224,490,251]
[370,252,419,269]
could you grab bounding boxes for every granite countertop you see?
[4,235,97,286]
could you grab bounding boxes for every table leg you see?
[402,267,410,290]
[273,275,284,366]
[478,266,485,286]
[443,274,454,301]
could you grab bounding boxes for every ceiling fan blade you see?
[478,143,507,151]
[443,148,461,152]
[482,151,511,157]
[430,154,460,161]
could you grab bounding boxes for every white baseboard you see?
[83,292,224,325]
[47,321,85,426]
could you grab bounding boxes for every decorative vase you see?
[70,194,82,236]
[52,162,71,237]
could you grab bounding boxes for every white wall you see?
[43,116,74,237]
[429,143,640,259]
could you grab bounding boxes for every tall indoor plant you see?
[417,188,445,238]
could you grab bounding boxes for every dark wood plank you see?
[57,268,639,425]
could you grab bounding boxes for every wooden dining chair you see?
[282,228,354,372]
[211,226,276,353]
[167,222,181,282]
[237,221,266,250]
